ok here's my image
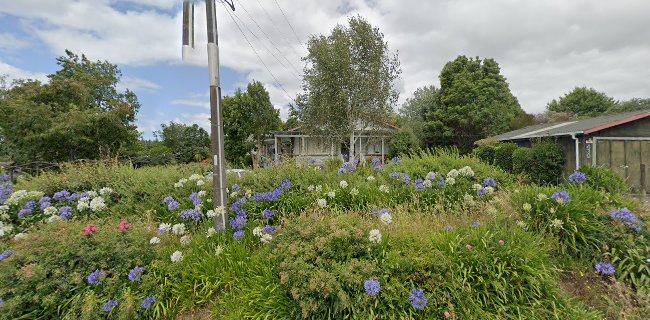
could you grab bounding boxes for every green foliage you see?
[511,142,564,185]
[223,81,282,167]
[546,87,616,117]
[607,98,650,114]
[0,51,140,163]
[580,166,630,195]
[297,15,401,161]
[474,142,519,172]
[512,146,534,175]
[422,56,524,152]
[0,217,158,319]
[399,85,436,145]
[388,129,419,158]
[156,122,210,163]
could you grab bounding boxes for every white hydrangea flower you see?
[379,213,392,225]
[369,229,382,243]
[46,215,61,224]
[206,227,217,238]
[174,181,184,188]
[327,191,336,198]
[339,180,348,189]
[149,237,161,245]
[425,172,437,181]
[0,221,14,237]
[536,193,548,202]
[307,185,315,192]
[170,251,184,263]
[446,169,459,179]
[485,186,495,194]
[446,177,455,186]
[43,206,58,215]
[77,198,90,211]
[317,199,327,208]
[14,232,28,241]
[172,223,186,235]
[260,233,273,244]
[180,235,192,246]
[423,179,433,188]
[367,176,375,181]
[315,185,323,192]
[472,184,483,191]
[196,180,205,186]
[0,205,9,215]
[550,218,564,229]
[86,191,99,198]
[379,185,389,193]
[458,166,475,177]
[350,188,359,196]
[253,226,263,237]
[159,223,172,232]
[188,174,202,181]
[198,190,207,197]
[523,203,532,212]
[89,197,107,212]
[99,187,114,196]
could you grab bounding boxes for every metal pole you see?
[206,0,227,230]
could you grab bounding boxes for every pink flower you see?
[117,219,131,233]
[498,239,505,246]
[444,311,451,318]
[465,244,473,251]
[84,224,98,237]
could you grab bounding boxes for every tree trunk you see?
[349,131,355,163]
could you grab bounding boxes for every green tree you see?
[546,87,616,117]
[607,98,650,114]
[155,122,210,163]
[297,15,401,162]
[388,129,419,158]
[0,51,140,163]
[423,56,523,152]
[223,81,281,167]
[399,85,436,147]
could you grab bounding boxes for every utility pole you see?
[182,0,235,230]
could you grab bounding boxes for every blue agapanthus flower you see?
[551,191,571,204]
[163,196,174,204]
[231,184,241,192]
[483,177,497,187]
[409,288,428,310]
[444,225,454,232]
[0,182,15,205]
[53,190,72,203]
[371,158,381,167]
[230,215,248,231]
[87,269,105,285]
[392,157,401,163]
[0,250,13,262]
[568,171,588,185]
[128,266,144,282]
[233,230,245,240]
[595,262,615,276]
[262,225,277,235]
[611,208,642,231]
[59,206,73,220]
[18,209,32,219]
[364,279,380,296]
[414,180,425,191]
[102,300,119,312]
[262,209,275,220]
[281,180,292,190]
[141,296,156,310]
[477,188,488,197]
[189,192,202,207]
[338,167,347,175]
[168,201,180,211]
[472,221,481,228]
[180,208,204,222]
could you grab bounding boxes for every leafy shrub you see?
[512,142,564,185]
[493,143,519,172]
[473,143,497,165]
[0,217,159,319]
[389,130,420,158]
[512,147,533,175]
[580,166,630,195]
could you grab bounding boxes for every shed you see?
[481,109,650,194]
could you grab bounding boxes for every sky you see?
[1,0,649,139]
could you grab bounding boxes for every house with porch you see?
[264,122,399,164]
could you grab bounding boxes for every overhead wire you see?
[254,0,304,60]
[220,1,296,103]
[272,0,304,47]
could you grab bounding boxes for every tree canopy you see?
[607,98,650,114]
[223,81,281,167]
[0,50,140,163]
[155,122,210,163]
[398,86,436,147]
[296,15,401,161]
[546,87,616,117]
[422,56,523,152]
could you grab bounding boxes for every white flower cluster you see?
[206,206,225,218]
[550,218,564,229]
[5,190,43,206]
[149,237,161,245]
[369,229,382,243]
[327,191,336,198]
[339,180,348,189]
[379,185,389,193]
[174,178,188,188]
[99,187,114,196]
[89,197,107,212]
[206,227,217,238]
[46,215,61,224]
[367,176,375,181]
[172,223,186,236]
[379,212,392,225]
[170,250,184,263]
[458,166,475,177]
[425,172,438,181]
[180,235,192,246]
[0,221,14,238]
[463,194,475,205]
[316,198,327,208]
[350,188,359,196]
[253,226,273,244]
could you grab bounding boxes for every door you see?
[594,139,650,194]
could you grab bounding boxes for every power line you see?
[255,0,303,60]
[233,0,302,76]
[272,0,303,46]
[220,1,296,103]
[226,3,301,81]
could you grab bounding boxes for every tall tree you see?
[423,56,523,152]
[399,85,436,147]
[607,98,650,114]
[223,81,281,167]
[297,16,401,162]
[156,122,210,163]
[546,87,616,117]
[0,51,140,163]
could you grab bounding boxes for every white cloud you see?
[0,61,48,82]
[175,112,211,131]
[0,32,30,52]
[119,76,161,92]
[170,99,209,109]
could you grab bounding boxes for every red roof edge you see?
[288,126,302,132]
[583,112,650,135]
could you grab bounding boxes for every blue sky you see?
[1,0,650,139]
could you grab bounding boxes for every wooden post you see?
[274,136,278,161]
[381,138,385,163]
[641,164,647,196]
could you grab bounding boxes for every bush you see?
[493,143,519,172]
[473,143,497,165]
[388,130,420,158]
[512,142,564,185]
[512,147,534,175]
[580,166,630,195]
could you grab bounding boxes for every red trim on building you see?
[584,112,650,135]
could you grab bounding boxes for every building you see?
[482,109,650,194]
[264,123,398,164]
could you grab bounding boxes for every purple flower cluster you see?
[231,184,241,192]
[281,180,292,190]
[568,171,588,185]
[233,230,245,240]
[59,206,73,220]
[388,172,411,184]
[371,158,381,167]
[477,188,487,197]
[483,177,496,187]
[253,188,283,203]
[262,209,275,220]
[595,262,615,276]
[128,266,144,282]
[230,197,249,240]
[409,288,428,310]
[18,201,37,218]
[180,208,204,222]
[0,250,13,262]
[551,191,571,204]
[338,161,358,175]
[472,221,481,228]
[414,179,425,191]
[189,192,202,207]
[262,225,277,235]
[39,196,52,210]
[53,190,73,203]
[141,296,156,310]
[102,300,119,312]
[164,196,180,211]
[364,279,380,296]
[610,208,642,231]
[87,269,105,285]
[0,182,14,205]
[0,175,9,182]
[392,157,401,163]
[230,215,248,231]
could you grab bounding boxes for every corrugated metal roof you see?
[488,109,650,141]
